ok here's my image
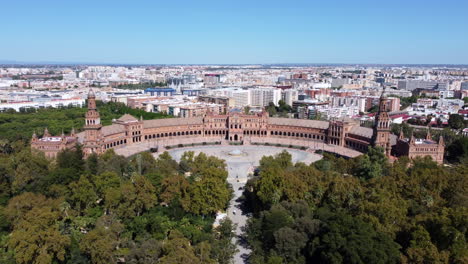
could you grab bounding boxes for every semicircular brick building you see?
[32,89,444,163]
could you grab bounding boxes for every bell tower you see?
[371,88,392,156]
[83,89,103,155]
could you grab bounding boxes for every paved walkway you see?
[248,137,363,158]
[116,136,363,159]
[161,145,322,264]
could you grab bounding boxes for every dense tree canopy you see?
[0,146,236,264]
[0,100,169,142]
[0,103,466,264]
[244,150,468,264]
[448,114,466,130]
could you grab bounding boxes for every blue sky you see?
[2,0,467,64]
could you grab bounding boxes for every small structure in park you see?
[394,130,445,164]
[31,127,77,158]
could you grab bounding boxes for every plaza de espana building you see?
[32,89,445,164]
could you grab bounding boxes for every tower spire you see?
[87,89,97,110]
[410,132,415,144]
[371,86,391,156]
[83,88,102,156]
[426,128,432,140]
[438,135,444,146]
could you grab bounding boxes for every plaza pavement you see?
[115,135,363,159]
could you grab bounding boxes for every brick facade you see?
[31,89,445,163]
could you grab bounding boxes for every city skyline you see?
[2,0,468,65]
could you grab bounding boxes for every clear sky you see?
[2,0,467,65]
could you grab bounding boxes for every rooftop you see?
[116,114,139,123]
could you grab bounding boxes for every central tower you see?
[83,89,103,155]
[371,88,392,156]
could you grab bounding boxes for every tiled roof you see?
[117,114,139,122]
[268,118,330,129]
[144,117,204,128]
[102,124,126,136]
[349,126,373,138]
[348,126,397,145]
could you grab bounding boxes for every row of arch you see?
[271,130,325,141]
[244,130,267,136]
[346,140,368,151]
[206,130,226,136]
[145,130,203,140]
[140,129,330,141]
[104,139,127,149]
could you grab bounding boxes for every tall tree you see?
[6,195,70,264]
[448,114,465,130]
[80,215,124,264]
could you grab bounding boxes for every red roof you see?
[390,114,410,119]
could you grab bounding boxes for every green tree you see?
[10,149,49,192]
[353,146,387,180]
[274,227,307,264]
[125,237,162,263]
[404,226,449,264]
[244,106,251,114]
[130,151,158,175]
[447,137,468,163]
[86,153,99,175]
[155,151,179,176]
[266,102,277,116]
[92,171,120,198]
[211,218,238,264]
[105,175,156,218]
[97,149,130,178]
[57,145,84,173]
[160,174,190,205]
[308,209,400,264]
[6,195,70,264]
[80,215,124,264]
[159,230,204,264]
[68,175,98,213]
[448,114,465,130]
[183,176,230,215]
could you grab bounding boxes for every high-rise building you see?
[231,89,251,108]
[387,97,401,112]
[398,80,447,91]
[281,89,298,106]
[250,88,281,107]
[461,82,468,90]
[204,74,226,87]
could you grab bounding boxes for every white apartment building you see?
[281,89,299,106]
[231,89,251,107]
[250,88,281,107]
[318,106,360,119]
[206,88,251,108]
